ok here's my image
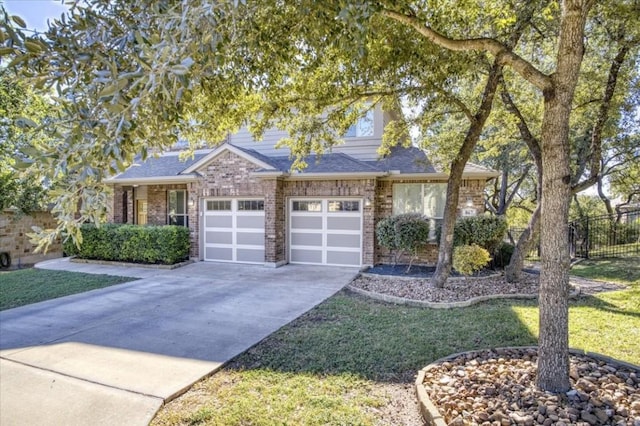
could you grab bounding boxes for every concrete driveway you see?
[0,259,357,426]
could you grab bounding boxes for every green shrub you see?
[376,213,430,270]
[454,215,507,254]
[493,242,515,269]
[453,244,491,276]
[63,224,189,264]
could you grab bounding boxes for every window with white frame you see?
[393,183,447,240]
[168,190,188,227]
[345,109,374,138]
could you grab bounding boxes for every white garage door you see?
[203,198,265,264]
[289,198,362,267]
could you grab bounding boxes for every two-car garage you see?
[202,197,363,267]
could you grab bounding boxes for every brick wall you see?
[0,210,63,268]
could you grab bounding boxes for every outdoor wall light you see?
[364,197,372,207]
[465,197,474,207]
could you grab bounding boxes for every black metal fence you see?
[508,209,640,260]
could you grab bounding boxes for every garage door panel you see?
[291,232,323,246]
[326,233,360,248]
[236,216,264,229]
[204,198,265,264]
[237,249,265,263]
[236,232,264,245]
[206,247,233,261]
[291,216,322,229]
[290,249,323,263]
[205,216,232,228]
[327,251,360,266]
[289,199,362,267]
[206,231,232,244]
[327,216,360,230]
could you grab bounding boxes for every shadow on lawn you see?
[226,290,539,384]
[574,292,640,319]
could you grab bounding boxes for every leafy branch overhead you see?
[1,0,638,394]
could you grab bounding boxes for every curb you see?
[415,346,640,426]
[70,257,194,270]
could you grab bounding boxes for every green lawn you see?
[153,257,640,425]
[0,268,135,310]
[570,256,640,284]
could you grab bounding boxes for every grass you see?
[152,257,640,425]
[0,268,135,310]
[570,256,640,284]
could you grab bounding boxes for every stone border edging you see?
[415,346,640,426]
[346,284,540,309]
[70,257,194,270]
[347,273,581,309]
[359,271,503,282]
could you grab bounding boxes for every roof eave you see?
[381,171,498,180]
[104,175,199,185]
[283,171,388,180]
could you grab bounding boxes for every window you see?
[292,201,322,212]
[329,200,360,212]
[393,183,447,240]
[238,200,264,211]
[345,109,374,138]
[168,190,188,227]
[206,200,231,211]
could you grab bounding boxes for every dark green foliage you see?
[64,224,189,264]
[493,242,515,269]
[453,215,508,254]
[376,213,430,269]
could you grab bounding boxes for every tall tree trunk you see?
[506,203,540,282]
[432,66,503,288]
[536,0,590,393]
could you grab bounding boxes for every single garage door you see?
[203,198,265,263]
[289,198,362,267]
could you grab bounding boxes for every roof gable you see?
[181,143,277,174]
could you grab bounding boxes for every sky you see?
[2,0,70,32]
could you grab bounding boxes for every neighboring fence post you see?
[585,216,589,260]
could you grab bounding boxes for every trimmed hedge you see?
[64,224,190,265]
[453,215,508,254]
[376,213,430,267]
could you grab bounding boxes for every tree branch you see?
[381,9,552,92]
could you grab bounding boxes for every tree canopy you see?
[0,73,49,214]
[1,0,638,392]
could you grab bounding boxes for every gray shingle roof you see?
[113,152,208,179]
[110,143,495,181]
[365,146,437,174]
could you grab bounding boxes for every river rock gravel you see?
[421,348,640,426]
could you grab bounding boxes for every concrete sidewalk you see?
[1,259,357,425]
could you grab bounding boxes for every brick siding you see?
[0,210,62,267]
[108,149,489,266]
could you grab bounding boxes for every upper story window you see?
[345,109,374,138]
[168,190,188,227]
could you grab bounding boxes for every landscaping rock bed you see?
[350,269,625,304]
[350,272,540,303]
[419,347,640,426]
